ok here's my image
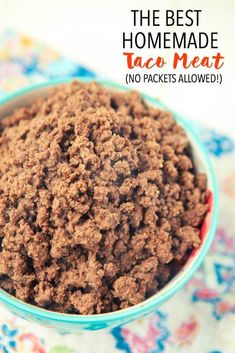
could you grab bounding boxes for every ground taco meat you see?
[0,82,208,314]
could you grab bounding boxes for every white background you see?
[0,0,234,135]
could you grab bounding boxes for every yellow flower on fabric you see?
[20,36,33,47]
[0,50,9,60]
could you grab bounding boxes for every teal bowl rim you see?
[0,77,219,324]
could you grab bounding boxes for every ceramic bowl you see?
[0,78,219,331]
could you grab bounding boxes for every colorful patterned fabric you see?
[0,30,95,96]
[0,31,235,353]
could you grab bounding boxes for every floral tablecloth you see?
[0,31,235,353]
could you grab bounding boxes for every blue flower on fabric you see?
[41,58,95,79]
[201,129,235,157]
[12,55,95,81]
[0,324,18,353]
[191,228,235,320]
[111,310,169,353]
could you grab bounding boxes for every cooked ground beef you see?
[0,81,208,314]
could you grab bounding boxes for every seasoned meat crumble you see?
[0,82,208,314]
